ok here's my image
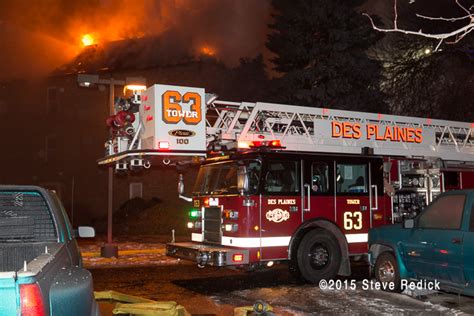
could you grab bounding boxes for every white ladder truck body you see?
[100,84,474,282]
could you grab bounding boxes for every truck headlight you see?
[223,224,238,232]
[187,221,202,229]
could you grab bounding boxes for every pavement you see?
[81,236,474,315]
[78,235,182,269]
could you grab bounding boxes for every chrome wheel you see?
[378,259,395,282]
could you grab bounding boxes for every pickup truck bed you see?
[0,186,98,315]
[0,242,59,272]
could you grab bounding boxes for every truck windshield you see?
[193,160,261,195]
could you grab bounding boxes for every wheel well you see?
[289,219,351,276]
[369,244,394,264]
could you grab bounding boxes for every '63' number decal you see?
[343,211,363,230]
[162,90,202,125]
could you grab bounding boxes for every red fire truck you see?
[100,84,474,282]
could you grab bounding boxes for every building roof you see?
[53,32,199,75]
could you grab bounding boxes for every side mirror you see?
[383,162,392,173]
[77,226,95,238]
[403,219,414,229]
[237,166,249,194]
[177,173,192,202]
[178,174,185,195]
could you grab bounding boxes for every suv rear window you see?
[0,191,57,242]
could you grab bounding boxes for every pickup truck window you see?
[0,191,57,242]
[418,194,465,230]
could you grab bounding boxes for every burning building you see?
[0,37,269,232]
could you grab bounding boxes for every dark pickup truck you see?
[369,190,474,295]
[0,185,99,315]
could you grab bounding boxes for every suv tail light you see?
[20,283,46,316]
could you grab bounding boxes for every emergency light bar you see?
[238,140,284,149]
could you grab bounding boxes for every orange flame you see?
[200,45,216,56]
[81,34,95,47]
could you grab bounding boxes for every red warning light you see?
[248,140,282,148]
[233,254,244,262]
[146,115,153,121]
[158,141,170,150]
[270,140,281,147]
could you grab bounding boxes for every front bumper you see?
[166,242,249,266]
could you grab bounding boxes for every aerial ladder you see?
[99,83,474,169]
[100,83,474,222]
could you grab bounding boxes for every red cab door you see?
[334,159,382,254]
[260,159,303,260]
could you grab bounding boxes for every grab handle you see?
[371,184,378,210]
[304,184,310,212]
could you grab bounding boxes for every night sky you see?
[0,0,472,80]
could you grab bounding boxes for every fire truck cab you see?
[167,148,390,281]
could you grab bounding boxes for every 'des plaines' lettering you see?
[331,121,423,143]
[268,199,296,205]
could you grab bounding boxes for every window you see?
[0,190,57,241]
[336,164,368,194]
[47,87,59,113]
[312,162,329,193]
[264,161,300,194]
[193,160,261,195]
[0,101,6,114]
[129,183,143,199]
[444,171,460,189]
[45,135,57,161]
[419,194,465,230]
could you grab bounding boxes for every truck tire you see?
[288,258,301,280]
[296,229,341,283]
[374,252,401,292]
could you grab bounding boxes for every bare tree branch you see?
[416,13,472,22]
[456,0,471,15]
[394,0,398,29]
[363,0,474,50]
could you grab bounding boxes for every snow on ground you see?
[212,284,470,315]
